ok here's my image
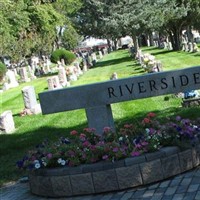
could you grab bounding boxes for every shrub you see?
[0,62,7,82]
[50,49,76,65]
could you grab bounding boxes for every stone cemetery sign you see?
[39,66,200,134]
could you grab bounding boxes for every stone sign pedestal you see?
[0,111,15,133]
[22,86,41,114]
[86,105,115,134]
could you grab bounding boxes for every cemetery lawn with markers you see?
[1,47,200,187]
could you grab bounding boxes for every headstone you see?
[188,42,193,52]
[193,43,199,52]
[91,52,97,65]
[47,76,62,90]
[0,110,15,133]
[110,72,118,80]
[74,62,83,76]
[83,59,88,72]
[19,67,30,82]
[27,65,36,80]
[58,66,69,87]
[155,61,163,72]
[3,70,19,90]
[21,86,41,114]
[167,42,173,50]
[99,51,103,59]
[61,59,65,67]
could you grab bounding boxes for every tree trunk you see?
[106,39,111,53]
[132,34,139,55]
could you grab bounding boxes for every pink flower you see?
[124,124,133,129]
[82,141,90,147]
[83,128,96,133]
[47,153,52,159]
[147,112,156,118]
[131,151,140,157]
[102,155,109,160]
[143,118,150,124]
[103,127,112,133]
[141,141,148,146]
[70,130,78,135]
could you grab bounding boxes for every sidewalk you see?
[1,166,200,200]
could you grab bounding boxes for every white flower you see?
[145,128,150,134]
[119,137,123,142]
[33,160,39,164]
[42,161,47,166]
[57,158,62,164]
[60,160,66,166]
[35,163,41,169]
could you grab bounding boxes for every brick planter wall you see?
[29,145,200,197]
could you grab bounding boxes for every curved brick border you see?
[29,145,200,197]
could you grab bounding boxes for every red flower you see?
[143,118,150,124]
[147,112,156,118]
[70,130,78,135]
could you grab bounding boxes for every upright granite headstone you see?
[19,67,31,82]
[47,76,62,90]
[58,67,70,87]
[0,111,15,133]
[99,51,103,59]
[74,62,83,76]
[3,70,19,91]
[21,86,41,114]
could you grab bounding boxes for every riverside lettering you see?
[108,73,200,98]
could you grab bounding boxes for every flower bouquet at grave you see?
[66,67,73,76]
[16,113,200,171]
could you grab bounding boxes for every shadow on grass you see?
[151,50,174,56]
[95,56,133,68]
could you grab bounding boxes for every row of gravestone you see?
[0,50,108,134]
[0,85,41,133]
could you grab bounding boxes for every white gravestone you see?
[188,42,193,52]
[99,51,103,59]
[0,110,15,133]
[3,70,19,91]
[47,76,62,90]
[58,67,69,87]
[22,86,41,114]
[27,65,36,80]
[74,62,83,76]
[19,67,30,82]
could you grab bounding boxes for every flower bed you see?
[17,113,200,197]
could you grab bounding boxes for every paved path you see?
[1,166,200,200]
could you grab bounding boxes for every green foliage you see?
[0,62,7,82]
[50,49,76,64]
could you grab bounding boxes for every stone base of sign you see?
[29,145,200,198]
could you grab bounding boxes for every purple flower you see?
[176,116,181,121]
[112,147,119,152]
[131,151,140,157]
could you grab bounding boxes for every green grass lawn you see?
[1,47,200,186]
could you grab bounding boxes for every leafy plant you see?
[50,49,76,65]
